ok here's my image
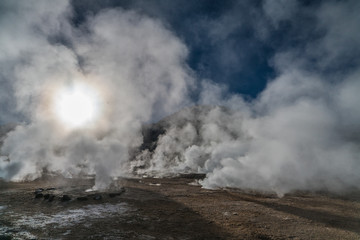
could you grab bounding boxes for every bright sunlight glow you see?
[54,82,100,129]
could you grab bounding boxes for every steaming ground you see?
[132,104,360,196]
[0,1,360,197]
[2,104,360,196]
[0,176,359,239]
[0,1,359,239]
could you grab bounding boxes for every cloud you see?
[311,0,360,69]
[263,0,298,27]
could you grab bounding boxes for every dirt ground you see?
[0,176,359,240]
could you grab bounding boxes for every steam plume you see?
[1,0,359,195]
[0,0,192,189]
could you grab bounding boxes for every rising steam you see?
[0,0,192,189]
[0,0,359,195]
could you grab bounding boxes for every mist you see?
[1,0,359,195]
[0,0,193,189]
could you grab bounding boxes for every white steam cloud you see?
[0,0,192,189]
[132,0,360,196]
[1,0,359,195]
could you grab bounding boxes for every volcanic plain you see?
[0,175,359,240]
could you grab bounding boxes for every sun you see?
[54,82,101,129]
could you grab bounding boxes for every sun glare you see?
[54,82,100,129]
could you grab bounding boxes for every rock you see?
[61,195,71,202]
[109,189,125,198]
[77,196,88,201]
[223,212,230,216]
[35,193,43,199]
[109,193,121,198]
[48,195,55,202]
[44,194,50,199]
[34,188,44,194]
[93,194,102,200]
[0,235,12,240]
[46,187,56,191]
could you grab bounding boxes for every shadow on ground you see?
[230,193,360,235]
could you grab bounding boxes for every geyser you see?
[54,82,101,129]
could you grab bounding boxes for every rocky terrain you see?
[0,176,359,240]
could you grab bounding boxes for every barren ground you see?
[0,176,359,240]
